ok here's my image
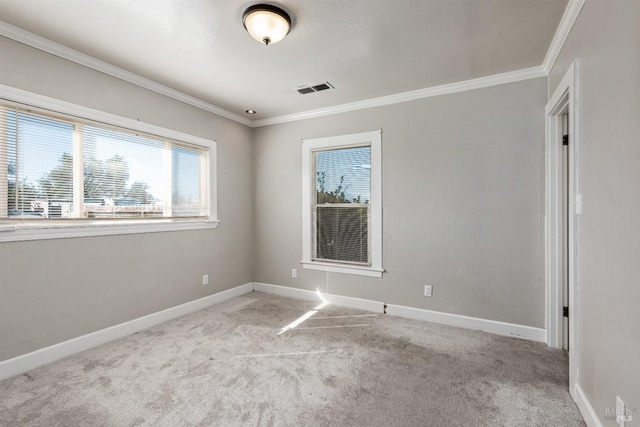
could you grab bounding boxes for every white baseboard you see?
[252,282,384,313]
[252,282,545,342]
[386,304,546,342]
[0,283,254,381]
[0,282,548,381]
[574,383,604,427]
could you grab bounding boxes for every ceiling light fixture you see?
[245,109,256,114]
[242,4,291,46]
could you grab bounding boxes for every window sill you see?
[301,260,384,278]
[0,218,219,242]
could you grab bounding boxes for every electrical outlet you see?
[424,285,432,297]
[202,274,208,286]
[292,268,297,278]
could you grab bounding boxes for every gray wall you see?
[253,78,547,328]
[0,37,255,361]
[549,0,640,424]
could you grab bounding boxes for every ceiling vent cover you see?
[297,87,316,95]
[297,81,334,95]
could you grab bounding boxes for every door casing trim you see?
[545,61,579,397]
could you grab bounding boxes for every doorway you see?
[545,62,578,397]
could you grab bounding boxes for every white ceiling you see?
[0,0,569,123]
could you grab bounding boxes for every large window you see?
[302,130,382,278]
[0,90,216,242]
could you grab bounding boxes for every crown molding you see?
[2,0,582,130]
[0,20,252,127]
[252,66,546,127]
[542,0,586,75]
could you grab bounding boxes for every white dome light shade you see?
[243,4,291,45]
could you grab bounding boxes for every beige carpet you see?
[0,291,584,426]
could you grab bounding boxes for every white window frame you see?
[302,130,383,278]
[0,84,218,242]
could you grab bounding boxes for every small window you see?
[314,145,370,264]
[302,130,383,277]
[0,94,216,241]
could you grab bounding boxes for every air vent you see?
[297,87,316,95]
[297,81,334,95]
[312,83,331,92]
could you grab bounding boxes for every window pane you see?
[314,145,371,264]
[316,206,368,263]
[83,125,163,218]
[1,102,210,224]
[172,145,201,217]
[315,146,370,204]
[4,110,74,219]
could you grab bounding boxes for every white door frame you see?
[545,62,578,397]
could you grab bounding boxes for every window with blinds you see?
[0,102,209,223]
[313,145,370,264]
[301,130,383,278]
